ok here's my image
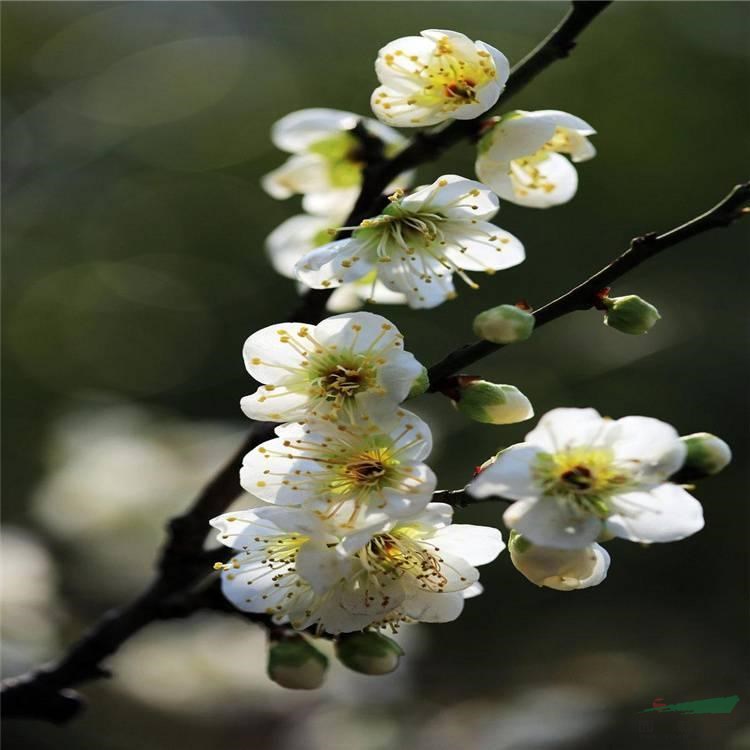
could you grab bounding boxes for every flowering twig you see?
[0,3,614,724]
[291,0,612,324]
[427,181,750,388]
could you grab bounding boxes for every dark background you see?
[3,2,749,749]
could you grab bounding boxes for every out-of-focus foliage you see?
[2,3,748,749]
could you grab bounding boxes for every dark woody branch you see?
[426,181,750,388]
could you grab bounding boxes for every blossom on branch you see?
[468,407,706,549]
[265,212,406,312]
[371,29,509,127]
[262,108,412,216]
[210,503,503,634]
[476,110,596,208]
[295,175,525,309]
[240,408,436,532]
[241,312,425,423]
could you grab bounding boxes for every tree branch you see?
[427,181,750,388]
[1,3,612,723]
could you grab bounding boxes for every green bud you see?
[508,529,533,554]
[676,432,732,481]
[453,379,534,425]
[473,304,535,344]
[408,366,430,399]
[602,294,660,335]
[268,635,328,690]
[335,631,404,675]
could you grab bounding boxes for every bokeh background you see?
[2,2,749,749]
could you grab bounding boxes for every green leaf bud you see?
[268,634,328,690]
[335,631,404,675]
[408,366,430,399]
[453,379,534,425]
[675,432,732,481]
[602,294,660,335]
[473,304,535,344]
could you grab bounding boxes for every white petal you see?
[400,501,454,532]
[295,238,370,289]
[326,284,365,312]
[531,109,596,136]
[511,539,610,590]
[243,322,311,384]
[370,85,445,127]
[261,153,330,198]
[444,221,525,272]
[568,132,596,163]
[377,260,457,309]
[377,350,425,403]
[607,484,704,543]
[239,436,323,505]
[302,187,359,217]
[506,153,579,209]
[462,581,484,599]
[271,108,359,152]
[313,310,402,352]
[505,497,603,549]
[402,175,498,221]
[524,408,605,453]
[266,214,337,279]
[484,113,557,163]
[295,542,353,594]
[468,443,541,501]
[603,416,686,484]
[402,589,465,623]
[240,388,309,423]
[478,41,510,86]
[360,279,409,305]
[220,561,297,614]
[430,524,505,567]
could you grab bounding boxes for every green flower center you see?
[533,447,632,518]
[308,352,377,410]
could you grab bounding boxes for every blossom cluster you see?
[262,29,597,311]
[209,26,732,685]
[213,312,506,636]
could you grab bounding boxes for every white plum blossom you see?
[240,408,436,533]
[476,110,596,208]
[468,407,704,549]
[262,108,412,216]
[295,175,525,309]
[371,29,509,127]
[508,531,610,591]
[210,503,504,633]
[241,312,425,423]
[265,212,407,312]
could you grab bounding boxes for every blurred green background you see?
[2,2,749,749]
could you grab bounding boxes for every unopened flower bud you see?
[268,634,328,690]
[473,304,535,344]
[453,378,533,425]
[508,531,610,591]
[675,432,732,481]
[602,294,660,335]
[408,366,430,398]
[335,631,403,675]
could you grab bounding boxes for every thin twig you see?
[1,4,613,723]
[427,182,750,388]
